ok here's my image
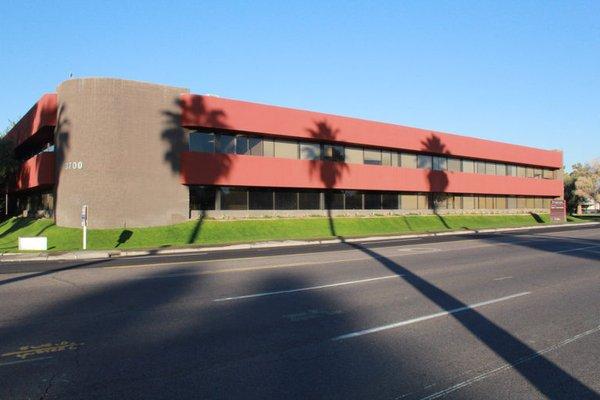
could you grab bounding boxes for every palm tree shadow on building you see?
[161,96,233,244]
[422,134,451,229]
[304,120,595,398]
[306,120,348,238]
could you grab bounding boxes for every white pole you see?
[83,224,87,250]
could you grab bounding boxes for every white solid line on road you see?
[0,356,53,367]
[418,324,600,400]
[493,276,513,281]
[332,292,531,341]
[555,244,600,254]
[359,238,422,244]
[213,275,403,302]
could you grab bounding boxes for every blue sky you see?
[1,1,598,169]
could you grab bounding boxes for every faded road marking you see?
[493,276,513,281]
[1,341,83,360]
[214,275,403,302]
[284,309,343,322]
[418,324,600,399]
[332,292,530,341]
[0,356,53,367]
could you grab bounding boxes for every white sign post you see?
[81,205,88,250]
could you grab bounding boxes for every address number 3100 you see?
[64,161,84,170]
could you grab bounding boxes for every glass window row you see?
[190,186,554,211]
[189,131,558,179]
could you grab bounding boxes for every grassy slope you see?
[1,213,593,253]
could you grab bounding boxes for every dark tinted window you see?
[382,193,398,209]
[236,135,249,155]
[345,191,362,209]
[249,189,273,210]
[274,190,298,210]
[216,134,236,154]
[364,193,382,209]
[189,186,216,210]
[324,191,344,209]
[220,187,247,210]
[189,131,215,153]
[299,191,321,209]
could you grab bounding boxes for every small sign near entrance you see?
[550,199,566,223]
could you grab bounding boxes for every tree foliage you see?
[564,160,600,213]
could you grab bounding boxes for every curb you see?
[1,221,598,263]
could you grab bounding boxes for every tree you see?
[566,160,600,214]
[0,122,18,217]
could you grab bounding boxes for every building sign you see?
[550,199,566,223]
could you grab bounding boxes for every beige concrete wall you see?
[55,78,189,228]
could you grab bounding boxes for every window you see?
[432,156,447,171]
[275,190,298,210]
[517,166,526,177]
[345,147,363,164]
[485,162,496,175]
[507,165,517,176]
[325,191,344,209]
[391,152,399,167]
[344,190,363,209]
[300,142,321,160]
[431,194,447,209]
[533,168,542,179]
[216,134,236,154]
[248,137,263,156]
[249,189,273,210]
[542,169,554,179]
[447,158,461,172]
[274,139,299,159]
[417,155,432,169]
[263,138,275,157]
[496,196,507,209]
[534,197,543,209]
[382,193,398,209]
[364,192,382,209]
[189,186,216,210]
[462,195,475,209]
[323,144,344,162]
[236,135,249,155]
[400,153,417,168]
[299,190,321,209]
[381,151,392,166]
[189,131,215,153]
[220,187,248,210]
[417,193,429,209]
[476,161,487,174]
[496,163,507,176]
[543,198,552,208]
[401,194,418,210]
[526,197,535,208]
[364,149,382,165]
[462,160,474,173]
[526,167,534,178]
[516,197,527,209]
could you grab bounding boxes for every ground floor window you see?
[189,186,556,213]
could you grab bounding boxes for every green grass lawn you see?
[0,213,593,253]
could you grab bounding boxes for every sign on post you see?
[550,199,566,223]
[81,205,88,250]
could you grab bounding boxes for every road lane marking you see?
[332,292,531,341]
[1,341,84,360]
[418,324,600,400]
[213,275,403,302]
[0,356,53,367]
[555,244,600,254]
[493,276,513,281]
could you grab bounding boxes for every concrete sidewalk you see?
[1,221,598,263]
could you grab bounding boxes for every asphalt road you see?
[0,225,599,399]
